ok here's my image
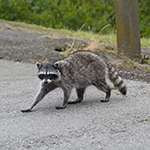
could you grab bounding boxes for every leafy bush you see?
[139,0,150,37]
[0,0,115,33]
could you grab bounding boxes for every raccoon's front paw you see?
[101,99,109,103]
[55,105,66,109]
[21,108,32,113]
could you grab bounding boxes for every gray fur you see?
[21,50,127,112]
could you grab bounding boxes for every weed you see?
[128,62,134,69]
[38,58,48,63]
[144,74,149,78]
[144,59,150,64]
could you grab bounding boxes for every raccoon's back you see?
[65,50,107,69]
[61,51,107,85]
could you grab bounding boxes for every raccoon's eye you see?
[48,74,58,80]
[38,74,45,80]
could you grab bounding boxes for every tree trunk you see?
[115,0,141,61]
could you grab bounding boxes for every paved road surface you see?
[0,60,150,150]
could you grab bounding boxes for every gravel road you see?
[0,59,150,150]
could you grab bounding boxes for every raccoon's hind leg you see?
[68,88,85,104]
[94,81,111,102]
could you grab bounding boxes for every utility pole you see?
[115,0,141,61]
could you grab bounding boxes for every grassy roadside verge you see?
[0,19,116,45]
[1,19,150,49]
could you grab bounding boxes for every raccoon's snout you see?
[44,80,48,84]
[42,79,51,84]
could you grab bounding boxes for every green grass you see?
[0,19,116,45]
[141,37,150,49]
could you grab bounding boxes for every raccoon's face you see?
[37,62,61,84]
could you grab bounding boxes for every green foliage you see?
[0,0,150,37]
[128,62,135,69]
[144,74,149,78]
[139,0,150,37]
[0,0,115,33]
[139,74,149,78]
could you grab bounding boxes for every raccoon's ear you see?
[53,62,59,69]
[36,62,42,69]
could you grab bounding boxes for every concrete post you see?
[115,0,141,61]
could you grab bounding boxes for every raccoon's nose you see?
[44,81,48,84]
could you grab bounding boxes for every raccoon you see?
[21,50,127,112]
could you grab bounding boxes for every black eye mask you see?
[38,74,58,80]
[47,74,58,80]
[38,74,45,80]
